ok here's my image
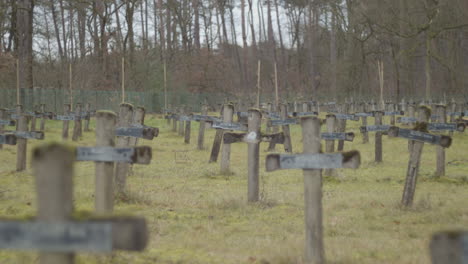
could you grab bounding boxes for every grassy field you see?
[0,113,467,264]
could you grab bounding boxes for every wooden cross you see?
[208,103,235,166]
[75,111,152,213]
[265,116,360,264]
[222,109,285,202]
[388,106,452,207]
[114,104,157,195]
[7,114,46,171]
[0,143,148,264]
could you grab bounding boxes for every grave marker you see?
[197,105,208,150]
[62,104,71,140]
[323,114,336,177]
[75,111,152,213]
[0,143,148,264]
[115,103,133,194]
[374,111,383,163]
[209,103,234,163]
[265,116,360,264]
[388,106,452,207]
[72,103,82,141]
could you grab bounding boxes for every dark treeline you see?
[1,0,468,105]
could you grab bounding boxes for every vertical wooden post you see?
[302,102,309,113]
[15,104,22,130]
[337,103,349,151]
[449,99,456,137]
[16,115,28,172]
[407,103,416,151]
[323,114,336,177]
[62,104,71,140]
[178,107,185,136]
[435,105,446,177]
[33,143,74,264]
[95,111,117,213]
[184,112,191,144]
[40,104,46,131]
[84,103,91,132]
[128,107,145,176]
[115,103,133,194]
[0,109,4,149]
[361,104,369,144]
[30,107,37,131]
[197,104,208,150]
[281,103,292,153]
[389,103,396,125]
[265,103,272,133]
[220,104,234,173]
[129,107,145,147]
[172,107,177,132]
[72,103,82,141]
[401,106,430,207]
[374,111,383,162]
[247,109,261,203]
[301,116,324,264]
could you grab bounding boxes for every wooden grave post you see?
[266,116,360,264]
[15,104,22,130]
[374,111,384,162]
[75,111,153,213]
[0,143,148,264]
[16,115,29,171]
[72,103,82,141]
[184,110,191,144]
[280,103,292,152]
[30,106,38,132]
[84,103,91,132]
[40,104,46,131]
[430,230,468,264]
[337,103,349,151]
[62,104,71,140]
[434,105,447,177]
[267,103,293,152]
[178,106,185,136]
[358,103,370,144]
[388,106,452,207]
[197,104,208,150]
[323,114,336,177]
[247,109,261,202]
[115,103,134,194]
[220,103,234,173]
[172,107,178,132]
[209,103,234,163]
[222,109,284,202]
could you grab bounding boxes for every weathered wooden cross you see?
[222,109,285,202]
[0,143,148,264]
[76,111,152,213]
[265,116,360,264]
[114,104,157,195]
[388,106,452,207]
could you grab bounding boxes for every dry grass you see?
[0,113,467,263]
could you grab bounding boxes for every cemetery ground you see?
[0,114,467,264]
